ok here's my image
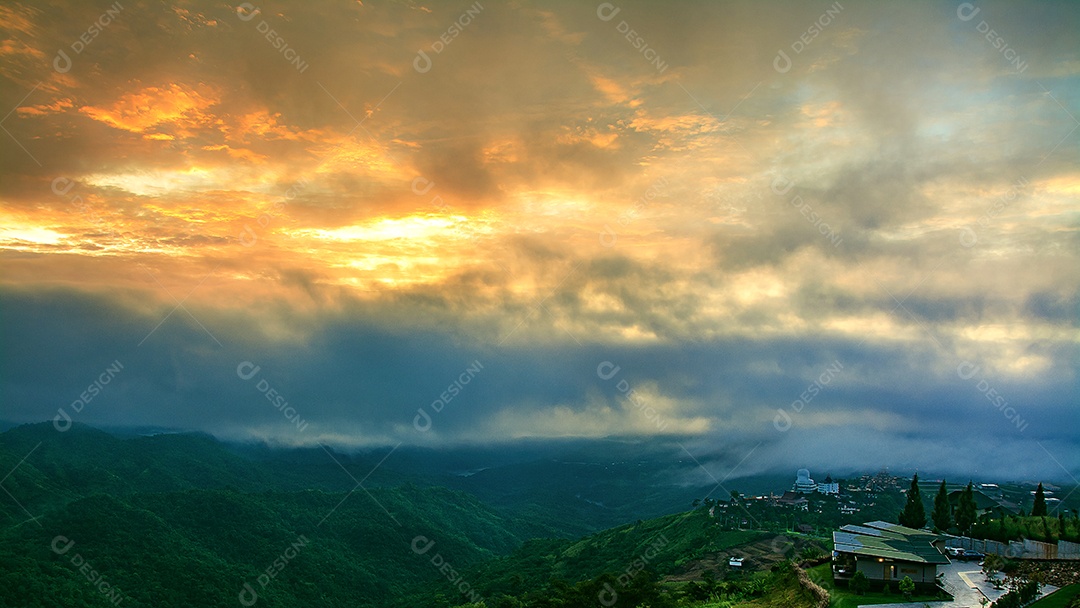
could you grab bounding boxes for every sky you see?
[0,0,1077,481]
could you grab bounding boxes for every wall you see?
[853,557,935,582]
[946,536,1080,560]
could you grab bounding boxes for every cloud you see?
[0,0,1077,479]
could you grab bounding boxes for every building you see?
[818,474,839,495]
[948,488,1018,516]
[832,521,949,588]
[794,468,817,493]
[776,491,809,511]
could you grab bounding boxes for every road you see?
[861,560,1058,608]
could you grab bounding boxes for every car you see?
[949,548,985,561]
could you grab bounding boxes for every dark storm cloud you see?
[2,287,1076,478]
[0,0,1077,481]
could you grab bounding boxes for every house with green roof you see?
[948,488,1018,515]
[832,520,950,587]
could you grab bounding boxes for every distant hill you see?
[0,422,559,607]
[427,508,775,605]
[0,485,531,607]
[0,421,408,492]
[475,507,766,585]
[0,422,778,536]
[397,504,831,607]
[0,422,879,607]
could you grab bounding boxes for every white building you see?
[818,474,839,495]
[795,468,817,493]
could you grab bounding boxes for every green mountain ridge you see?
[400,504,838,607]
[0,484,536,607]
[0,421,822,607]
[20,422,1064,607]
[0,422,559,606]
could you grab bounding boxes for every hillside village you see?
[697,469,1080,606]
[708,468,1068,532]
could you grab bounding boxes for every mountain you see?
[0,485,531,607]
[0,422,738,536]
[0,422,841,607]
[393,502,834,607]
[0,422,558,607]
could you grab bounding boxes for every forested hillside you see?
[0,423,828,607]
[0,483,537,606]
[0,423,549,606]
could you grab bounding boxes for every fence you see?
[946,536,1080,560]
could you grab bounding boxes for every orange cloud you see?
[16,97,74,116]
[80,83,220,137]
[226,109,326,144]
[0,4,39,38]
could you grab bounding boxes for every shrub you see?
[899,576,916,600]
[849,571,870,596]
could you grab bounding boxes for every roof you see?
[948,489,1002,511]
[833,520,949,565]
[777,491,808,504]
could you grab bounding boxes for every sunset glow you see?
[1,0,1077,477]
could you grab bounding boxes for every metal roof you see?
[833,521,950,564]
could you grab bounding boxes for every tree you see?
[898,575,915,600]
[982,553,1004,583]
[849,571,870,595]
[799,547,823,563]
[701,569,718,596]
[1032,483,1048,516]
[899,473,927,529]
[932,479,953,532]
[956,482,978,536]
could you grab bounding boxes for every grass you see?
[805,563,949,608]
[716,567,820,608]
[1028,583,1080,608]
